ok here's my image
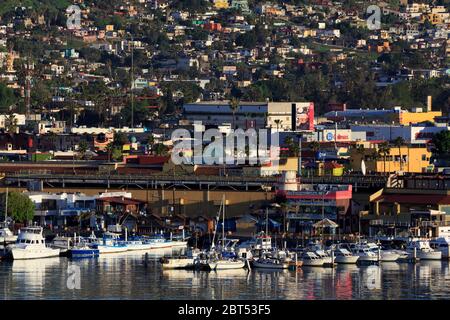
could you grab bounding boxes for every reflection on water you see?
[1,252,450,299]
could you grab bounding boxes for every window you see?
[422,154,427,161]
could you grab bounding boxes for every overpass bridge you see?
[2,172,389,192]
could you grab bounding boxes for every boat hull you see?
[335,256,359,264]
[96,245,128,254]
[11,247,60,260]
[161,258,195,269]
[380,252,400,262]
[252,260,289,269]
[209,260,245,270]
[0,235,17,244]
[357,255,379,262]
[418,251,442,260]
[70,249,100,258]
[301,259,324,267]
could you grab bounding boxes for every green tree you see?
[0,82,17,112]
[2,192,34,223]
[77,140,89,160]
[5,114,18,133]
[153,143,168,156]
[432,130,450,156]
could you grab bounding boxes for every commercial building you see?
[362,175,450,237]
[324,97,442,125]
[350,124,449,144]
[276,171,353,233]
[349,142,432,173]
[183,101,314,131]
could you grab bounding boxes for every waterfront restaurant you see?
[276,184,353,236]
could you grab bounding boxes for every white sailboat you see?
[0,188,17,244]
[208,195,246,271]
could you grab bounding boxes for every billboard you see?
[322,129,352,142]
[292,102,314,131]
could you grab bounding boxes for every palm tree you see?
[230,97,240,130]
[393,137,405,171]
[5,114,18,134]
[309,141,320,159]
[274,119,282,131]
[378,142,391,174]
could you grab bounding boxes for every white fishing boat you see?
[301,251,325,267]
[334,248,359,264]
[11,227,60,260]
[252,257,289,269]
[430,237,450,259]
[407,240,442,260]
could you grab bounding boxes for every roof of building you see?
[372,194,450,205]
[96,197,145,205]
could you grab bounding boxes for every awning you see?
[313,218,339,228]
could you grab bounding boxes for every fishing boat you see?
[10,227,60,260]
[406,240,442,260]
[92,232,128,254]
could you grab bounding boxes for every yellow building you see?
[350,144,431,174]
[105,25,114,32]
[214,0,229,9]
[397,110,442,125]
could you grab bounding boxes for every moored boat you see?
[11,227,60,260]
[334,248,359,264]
[252,257,289,269]
[301,251,325,267]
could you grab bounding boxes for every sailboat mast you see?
[222,194,225,245]
[5,187,8,223]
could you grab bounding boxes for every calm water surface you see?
[1,249,450,300]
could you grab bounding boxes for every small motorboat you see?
[69,246,100,258]
[252,257,289,270]
[334,248,359,264]
[208,259,246,270]
[407,240,442,260]
[300,251,325,267]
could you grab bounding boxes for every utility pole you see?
[129,32,135,130]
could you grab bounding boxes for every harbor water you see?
[1,249,450,300]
